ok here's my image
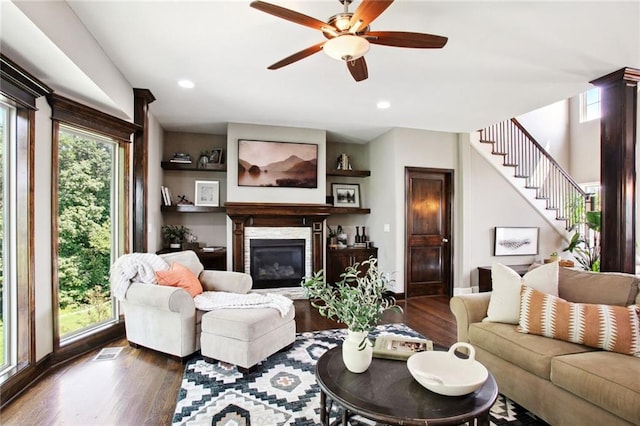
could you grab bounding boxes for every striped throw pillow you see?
[517,285,640,357]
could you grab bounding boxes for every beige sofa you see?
[450,267,640,425]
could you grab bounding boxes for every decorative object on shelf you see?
[161,224,191,248]
[302,257,401,373]
[209,149,224,164]
[336,153,352,170]
[354,225,368,248]
[160,185,172,206]
[170,152,192,164]
[494,227,539,256]
[332,183,361,208]
[549,252,559,262]
[197,151,210,168]
[237,139,318,188]
[327,224,338,248]
[177,194,193,205]
[194,180,220,207]
[335,225,347,248]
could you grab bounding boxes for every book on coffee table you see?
[372,336,434,361]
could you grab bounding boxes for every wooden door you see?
[405,168,453,297]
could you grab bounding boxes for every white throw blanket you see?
[110,253,169,300]
[194,291,293,317]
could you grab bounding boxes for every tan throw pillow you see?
[518,285,640,357]
[485,261,559,324]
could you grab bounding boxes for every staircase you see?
[476,118,590,238]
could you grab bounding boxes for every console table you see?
[477,264,530,292]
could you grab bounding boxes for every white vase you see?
[342,330,373,373]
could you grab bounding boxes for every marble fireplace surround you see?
[225,202,331,276]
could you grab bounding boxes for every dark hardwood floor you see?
[0,296,456,425]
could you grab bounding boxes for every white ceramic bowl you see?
[407,342,488,396]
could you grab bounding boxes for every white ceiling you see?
[4,1,640,143]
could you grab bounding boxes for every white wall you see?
[146,113,165,252]
[569,95,600,183]
[517,100,570,171]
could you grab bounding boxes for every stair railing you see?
[479,118,590,233]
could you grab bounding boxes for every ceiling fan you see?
[249,0,448,82]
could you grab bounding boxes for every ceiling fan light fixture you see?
[323,35,369,61]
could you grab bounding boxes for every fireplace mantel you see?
[225,202,331,273]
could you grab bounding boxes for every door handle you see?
[442,238,449,243]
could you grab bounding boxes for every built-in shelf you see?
[326,169,370,177]
[161,205,226,213]
[329,207,371,215]
[161,161,227,172]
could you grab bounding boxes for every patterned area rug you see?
[173,324,548,425]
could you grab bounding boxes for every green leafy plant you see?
[563,210,601,271]
[161,225,191,246]
[302,257,402,347]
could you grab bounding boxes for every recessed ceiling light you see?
[376,100,390,109]
[178,79,195,89]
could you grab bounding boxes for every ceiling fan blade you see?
[347,57,368,82]
[250,1,334,32]
[367,31,448,48]
[349,0,393,30]
[267,42,325,70]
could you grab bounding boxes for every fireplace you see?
[249,239,305,288]
[225,202,331,285]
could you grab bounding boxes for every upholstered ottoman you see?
[200,306,296,369]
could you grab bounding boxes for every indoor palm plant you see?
[302,257,401,372]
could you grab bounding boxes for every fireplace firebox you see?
[249,239,306,289]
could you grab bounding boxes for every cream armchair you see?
[121,250,252,359]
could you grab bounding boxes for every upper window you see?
[580,87,601,122]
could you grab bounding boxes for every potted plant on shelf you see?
[302,257,402,373]
[161,225,191,249]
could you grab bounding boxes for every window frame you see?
[0,54,50,401]
[47,94,136,351]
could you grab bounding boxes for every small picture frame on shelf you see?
[209,149,224,164]
[332,183,360,208]
[194,180,219,207]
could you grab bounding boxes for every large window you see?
[55,125,124,341]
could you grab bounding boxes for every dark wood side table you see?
[315,346,498,426]
[477,264,530,292]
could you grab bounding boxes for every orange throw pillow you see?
[517,285,640,357]
[155,262,203,297]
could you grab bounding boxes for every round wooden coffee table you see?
[315,346,498,426]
